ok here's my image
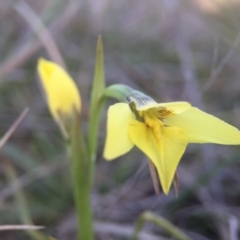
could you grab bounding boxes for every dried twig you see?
[0,0,81,78]
[0,225,44,231]
[14,1,65,68]
[202,31,240,93]
[148,160,160,197]
[0,161,66,205]
[0,107,28,150]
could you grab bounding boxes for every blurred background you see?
[1,0,240,239]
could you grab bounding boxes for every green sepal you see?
[103,84,134,102]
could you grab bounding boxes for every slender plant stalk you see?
[132,211,192,240]
[70,110,94,240]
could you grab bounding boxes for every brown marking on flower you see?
[158,107,175,117]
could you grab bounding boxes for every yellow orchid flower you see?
[37,58,81,137]
[104,91,240,195]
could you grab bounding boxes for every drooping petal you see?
[104,103,135,160]
[164,107,240,144]
[128,120,188,194]
[37,58,81,121]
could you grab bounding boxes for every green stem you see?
[88,98,105,186]
[132,211,192,240]
[70,110,94,240]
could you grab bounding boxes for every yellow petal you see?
[144,102,192,119]
[157,102,192,114]
[164,107,240,144]
[104,103,135,160]
[37,58,81,121]
[138,101,191,114]
[128,120,188,194]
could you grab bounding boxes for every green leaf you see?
[90,35,105,118]
[88,36,106,174]
[132,211,192,240]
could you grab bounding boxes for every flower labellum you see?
[104,90,240,195]
[37,58,81,138]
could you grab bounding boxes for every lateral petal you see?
[164,107,240,144]
[128,120,188,194]
[104,103,135,160]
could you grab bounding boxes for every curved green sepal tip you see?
[103,84,134,102]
